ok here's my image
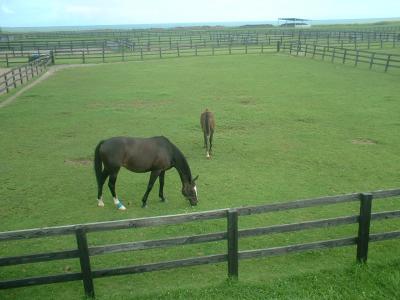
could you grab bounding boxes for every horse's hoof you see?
[97,200,105,207]
[160,197,167,202]
[142,203,147,208]
[116,202,126,210]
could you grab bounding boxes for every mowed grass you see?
[0,54,399,299]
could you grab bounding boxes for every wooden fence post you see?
[4,74,9,93]
[82,51,85,64]
[355,50,360,66]
[12,70,17,88]
[369,53,375,70]
[159,47,162,59]
[6,54,9,68]
[19,67,23,84]
[140,47,144,60]
[356,193,373,263]
[76,228,95,298]
[342,49,347,64]
[227,209,239,279]
[50,50,55,64]
[25,65,29,80]
[384,55,391,72]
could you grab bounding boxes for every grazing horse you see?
[200,109,215,158]
[94,136,198,210]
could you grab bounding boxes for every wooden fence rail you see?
[1,32,398,60]
[0,55,52,95]
[0,188,399,298]
[280,41,400,73]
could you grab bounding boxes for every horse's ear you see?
[193,175,199,182]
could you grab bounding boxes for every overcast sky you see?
[1,0,400,27]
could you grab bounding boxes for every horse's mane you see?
[169,141,192,182]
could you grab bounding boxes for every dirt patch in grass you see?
[64,158,92,166]
[87,99,171,110]
[351,138,377,145]
[296,117,315,124]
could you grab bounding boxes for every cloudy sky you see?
[1,0,399,27]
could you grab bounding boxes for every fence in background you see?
[53,42,277,63]
[0,188,399,298]
[1,28,399,43]
[1,31,399,56]
[280,41,400,73]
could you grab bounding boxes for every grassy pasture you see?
[0,54,399,299]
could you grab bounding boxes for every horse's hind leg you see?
[142,170,161,208]
[203,131,208,149]
[108,168,126,210]
[158,171,166,202]
[209,130,214,155]
[97,169,109,207]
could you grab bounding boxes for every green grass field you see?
[0,53,399,299]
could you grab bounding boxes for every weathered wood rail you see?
[0,55,52,95]
[280,41,400,73]
[0,188,399,298]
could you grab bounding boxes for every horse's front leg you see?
[158,171,167,202]
[142,170,161,208]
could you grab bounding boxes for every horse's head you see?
[182,175,199,206]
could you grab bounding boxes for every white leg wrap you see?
[113,197,126,210]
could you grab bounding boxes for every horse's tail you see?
[94,140,105,188]
[205,111,210,136]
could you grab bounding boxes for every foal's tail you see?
[94,140,105,187]
[204,110,210,136]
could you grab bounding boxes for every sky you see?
[1,0,400,28]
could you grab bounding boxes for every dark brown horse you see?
[94,136,198,210]
[200,109,215,158]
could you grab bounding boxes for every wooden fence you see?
[280,41,400,73]
[1,28,398,44]
[47,43,278,64]
[1,30,398,56]
[0,188,399,298]
[0,55,52,95]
